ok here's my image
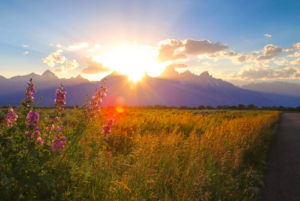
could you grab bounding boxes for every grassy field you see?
[0,107,280,200]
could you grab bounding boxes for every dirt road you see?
[262,113,300,201]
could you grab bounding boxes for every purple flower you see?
[5,107,18,128]
[21,79,36,106]
[25,110,40,138]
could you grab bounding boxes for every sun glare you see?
[92,45,171,81]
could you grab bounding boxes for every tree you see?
[198,105,205,110]
[238,104,246,110]
[247,104,257,110]
[206,105,214,110]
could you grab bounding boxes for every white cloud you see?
[284,42,300,52]
[287,51,300,57]
[256,44,282,61]
[290,58,300,65]
[64,60,79,70]
[274,58,288,66]
[208,51,255,64]
[169,63,188,68]
[231,64,300,81]
[81,57,111,74]
[42,49,66,67]
[94,44,101,49]
[67,42,88,51]
[264,34,272,38]
[53,67,67,73]
[23,51,29,55]
[22,44,28,48]
[55,42,89,51]
[156,38,228,62]
[157,39,188,62]
[183,39,229,55]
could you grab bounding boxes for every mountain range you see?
[1,66,300,107]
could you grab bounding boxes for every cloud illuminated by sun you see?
[92,45,171,81]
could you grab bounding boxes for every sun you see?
[93,45,171,81]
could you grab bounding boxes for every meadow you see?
[0,105,279,200]
[0,79,280,200]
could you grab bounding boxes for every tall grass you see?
[53,109,279,200]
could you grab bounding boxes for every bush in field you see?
[0,79,112,200]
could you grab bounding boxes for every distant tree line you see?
[114,104,300,111]
[2,104,300,111]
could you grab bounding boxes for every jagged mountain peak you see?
[42,70,58,80]
[199,71,210,78]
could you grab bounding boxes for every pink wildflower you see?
[5,107,18,128]
[54,85,66,116]
[25,110,40,138]
[52,134,66,152]
[37,137,43,146]
[107,118,114,126]
[86,87,107,120]
[21,79,36,107]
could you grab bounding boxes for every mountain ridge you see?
[0,68,300,107]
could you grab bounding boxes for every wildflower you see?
[5,107,18,127]
[86,87,107,120]
[25,110,40,138]
[102,119,114,134]
[21,79,36,106]
[102,124,111,134]
[107,118,114,126]
[54,85,66,116]
[37,137,43,146]
[52,134,66,152]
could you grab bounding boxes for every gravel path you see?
[262,113,300,201]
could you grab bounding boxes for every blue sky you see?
[1,0,300,84]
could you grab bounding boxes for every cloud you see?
[56,42,89,51]
[64,60,79,70]
[183,39,229,55]
[208,51,255,64]
[232,64,300,80]
[274,58,288,66]
[290,58,300,65]
[94,44,101,49]
[23,44,28,48]
[23,51,29,55]
[256,44,282,61]
[169,63,188,68]
[67,42,88,51]
[196,66,212,71]
[284,42,300,52]
[87,44,101,52]
[287,51,300,57]
[157,39,188,62]
[156,38,228,62]
[53,67,67,73]
[81,57,111,74]
[264,34,272,38]
[42,49,66,67]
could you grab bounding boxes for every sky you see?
[1,0,300,85]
